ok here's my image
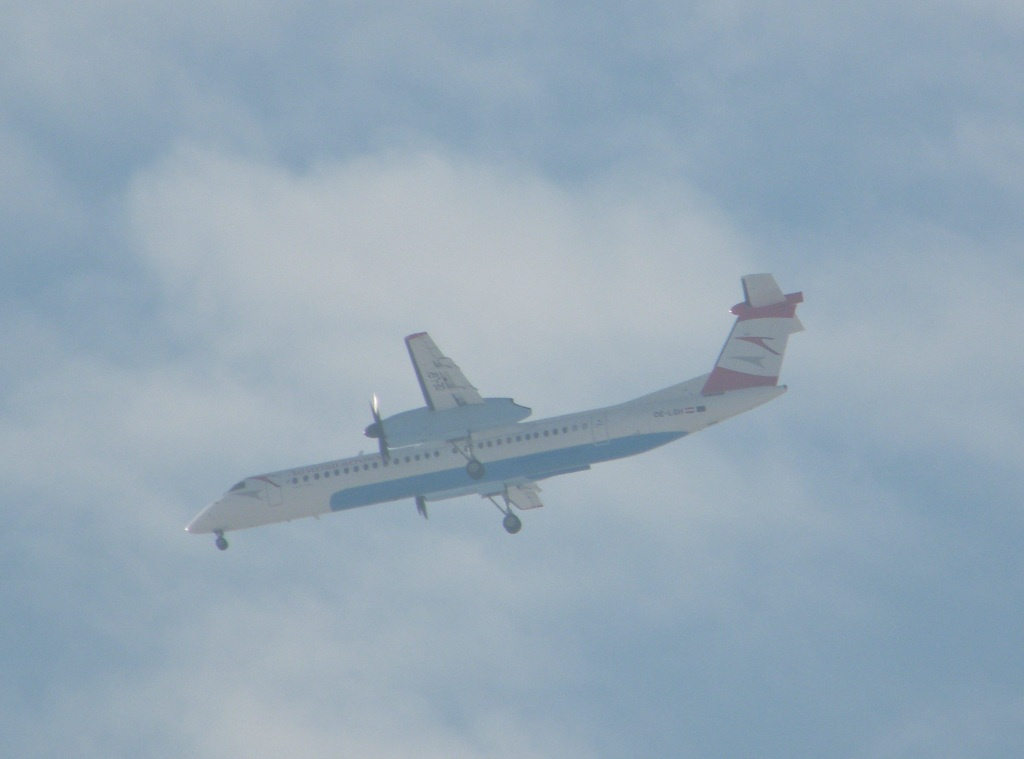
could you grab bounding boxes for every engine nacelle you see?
[365,398,531,447]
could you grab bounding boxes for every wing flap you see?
[505,482,543,510]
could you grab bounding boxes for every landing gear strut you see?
[451,433,486,480]
[214,531,229,551]
[487,494,522,535]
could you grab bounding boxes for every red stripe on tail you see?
[701,366,779,395]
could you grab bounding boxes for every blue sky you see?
[2,2,1023,756]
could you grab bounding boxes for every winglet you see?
[701,274,803,395]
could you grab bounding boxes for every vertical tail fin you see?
[701,274,804,395]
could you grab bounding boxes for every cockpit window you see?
[229,480,247,492]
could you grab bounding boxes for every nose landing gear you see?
[214,531,229,551]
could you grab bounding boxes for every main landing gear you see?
[214,530,229,551]
[466,458,485,480]
[451,433,486,480]
[487,494,522,535]
[502,512,522,534]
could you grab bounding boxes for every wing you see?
[405,332,484,410]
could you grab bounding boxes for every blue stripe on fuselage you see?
[328,431,683,511]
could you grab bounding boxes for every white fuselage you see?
[186,379,785,535]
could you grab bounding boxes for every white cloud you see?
[126,146,751,414]
[3,521,618,758]
[4,132,1022,756]
[1,146,758,757]
[792,236,1024,473]
[3,2,1024,755]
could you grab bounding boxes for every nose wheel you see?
[214,531,229,551]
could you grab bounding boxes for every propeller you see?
[369,394,391,462]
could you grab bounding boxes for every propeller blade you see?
[369,394,390,461]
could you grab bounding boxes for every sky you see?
[2,2,1023,756]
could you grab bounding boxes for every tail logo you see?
[736,336,781,355]
[735,355,767,368]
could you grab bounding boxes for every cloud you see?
[793,236,1024,475]
[126,146,752,412]
[1,144,753,757]
[5,137,1021,757]
[3,2,1024,756]
[20,560,604,759]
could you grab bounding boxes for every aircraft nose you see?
[185,501,219,534]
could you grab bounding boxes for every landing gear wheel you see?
[502,513,522,535]
[214,532,229,551]
[466,458,485,480]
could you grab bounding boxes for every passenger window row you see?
[290,421,590,484]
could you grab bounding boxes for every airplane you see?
[186,273,803,550]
